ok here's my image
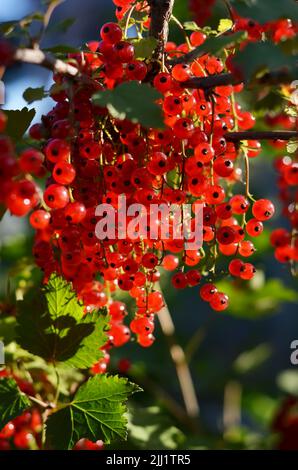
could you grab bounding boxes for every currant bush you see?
[0,0,296,382]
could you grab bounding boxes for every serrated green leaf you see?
[0,378,31,429]
[16,274,109,368]
[23,87,47,105]
[45,375,142,449]
[217,18,233,34]
[126,405,185,450]
[233,42,298,81]
[287,139,298,153]
[92,81,164,129]
[3,108,36,141]
[231,0,298,23]
[132,37,157,59]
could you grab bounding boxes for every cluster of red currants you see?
[0,371,42,450]
[271,154,298,264]
[0,1,280,367]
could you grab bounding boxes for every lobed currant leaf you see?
[131,37,158,59]
[3,108,36,141]
[23,86,47,104]
[0,378,31,429]
[45,374,142,449]
[16,274,109,368]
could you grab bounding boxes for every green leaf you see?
[0,317,17,344]
[231,0,298,23]
[0,378,31,429]
[183,21,201,32]
[277,370,298,396]
[233,344,272,374]
[3,108,36,141]
[126,405,185,450]
[287,139,298,154]
[92,81,164,129]
[233,42,298,81]
[44,44,80,54]
[46,17,76,34]
[45,375,142,449]
[23,87,47,105]
[132,37,157,59]
[217,18,233,34]
[216,278,298,318]
[16,274,109,368]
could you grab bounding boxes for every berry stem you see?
[157,283,200,418]
[27,395,53,409]
[124,5,136,39]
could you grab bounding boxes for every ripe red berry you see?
[53,161,76,185]
[171,63,192,82]
[44,184,69,209]
[29,209,51,229]
[229,259,244,277]
[45,139,70,163]
[100,22,122,44]
[246,218,263,237]
[252,199,275,221]
[200,283,218,302]
[172,272,188,289]
[210,292,229,311]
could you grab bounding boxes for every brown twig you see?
[13,48,78,76]
[224,130,298,142]
[157,285,200,419]
[149,0,175,60]
[183,73,238,89]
